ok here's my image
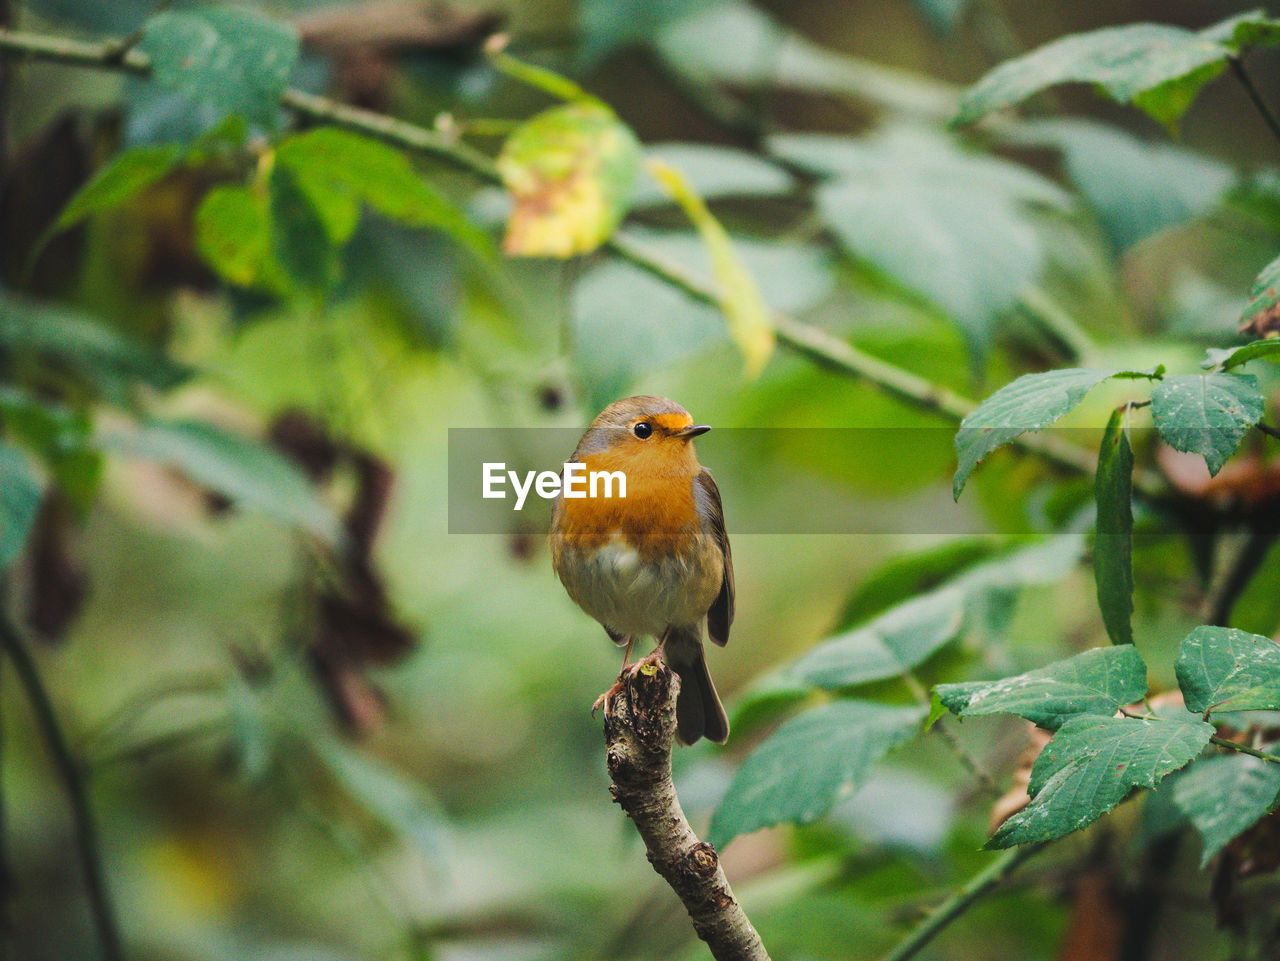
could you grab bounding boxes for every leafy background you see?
[5,0,1280,960]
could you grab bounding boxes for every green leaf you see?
[140,5,298,129]
[1241,253,1280,329]
[989,714,1213,847]
[497,100,641,256]
[791,587,966,689]
[1150,373,1264,476]
[782,127,1067,351]
[1095,408,1134,646]
[0,389,102,513]
[649,159,775,377]
[708,701,926,849]
[1005,119,1234,248]
[1173,754,1280,865]
[836,537,1004,628]
[312,736,450,854]
[0,291,188,393]
[274,127,494,259]
[1203,340,1280,371]
[953,368,1117,499]
[269,165,339,294]
[936,645,1148,731]
[48,144,183,237]
[1176,626,1280,714]
[194,185,283,293]
[106,420,344,546]
[954,13,1280,130]
[0,442,44,569]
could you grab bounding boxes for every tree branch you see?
[604,664,770,961]
[0,611,123,961]
[876,842,1046,961]
[1229,55,1280,152]
[0,26,1140,495]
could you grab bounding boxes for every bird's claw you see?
[592,680,625,717]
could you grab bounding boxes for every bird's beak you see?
[674,424,711,439]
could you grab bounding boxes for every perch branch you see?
[604,664,770,961]
[0,26,1141,494]
[0,611,123,961]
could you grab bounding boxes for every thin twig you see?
[876,843,1047,961]
[1201,529,1279,628]
[0,26,1141,496]
[901,671,1001,798]
[605,664,770,961]
[1211,735,1280,765]
[1230,55,1280,151]
[1256,420,1280,441]
[0,612,123,961]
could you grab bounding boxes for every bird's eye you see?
[633,421,653,439]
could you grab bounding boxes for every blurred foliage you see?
[6,0,1280,960]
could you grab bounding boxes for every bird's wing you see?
[695,467,734,646]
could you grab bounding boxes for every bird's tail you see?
[663,627,729,745]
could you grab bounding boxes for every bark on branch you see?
[604,663,770,961]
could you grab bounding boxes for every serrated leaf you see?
[107,420,344,546]
[498,101,641,257]
[1173,753,1280,866]
[141,5,298,129]
[990,715,1213,847]
[0,442,44,569]
[194,185,286,294]
[1241,254,1280,329]
[708,701,926,849]
[954,13,1280,130]
[0,291,187,394]
[1176,626,1280,714]
[649,159,775,377]
[953,368,1117,499]
[49,144,182,237]
[1150,373,1263,476]
[274,127,494,259]
[1204,340,1280,371]
[792,587,966,689]
[1005,119,1234,248]
[788,127,1066,352]
[1095,408,1134,646]
[937,645,1148,730]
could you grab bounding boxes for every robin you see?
[550,396,733,745]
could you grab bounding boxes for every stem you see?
[1229,56,1280,152]
[0,613,123,961]
[1256,420,1280,441]
[901,672,1000,798]
[1211,735,1280,765]
[605,664,770,961]
[0,26,1148,496]
[1206,528,1278,627]
[877,843,1046,961]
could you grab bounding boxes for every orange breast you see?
[559,449,700,561]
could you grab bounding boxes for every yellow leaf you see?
[648,158,776,377]
[497,101,640,257]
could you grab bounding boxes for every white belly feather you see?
[557,533,722,638]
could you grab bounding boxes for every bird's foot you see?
[622,650,664,680]
[592,679,625,718]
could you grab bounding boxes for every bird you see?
[550,396,733,745]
